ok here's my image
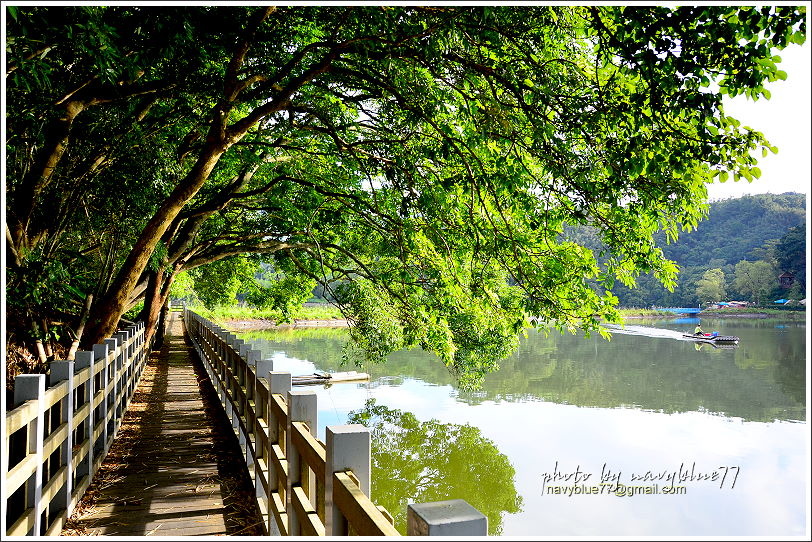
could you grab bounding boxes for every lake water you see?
[236,317,807,537]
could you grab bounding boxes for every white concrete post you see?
[14,374,46,535]
[246,347,260,369]
[239,342,251,361]
[254,358,274,508]
[91,343,109,453]
[74,351,94,485]
[256,359,274,388]
[244,349,261,472]
[286,390,318,536]
[49,361,75,516]
[103,337,119,439]
[113,330,129,424]
[325,424,370,536]
[407,499,488,536]
[267,372,291,487]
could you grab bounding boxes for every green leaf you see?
[793,31,806,45]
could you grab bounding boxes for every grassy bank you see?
[617,308,674,318]
[186,304,804,327]
[618,306,806,320]
[189,303,345,324]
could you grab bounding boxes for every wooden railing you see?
[185,309,488,536]
[3,322,148,536]
[185,309,401,536]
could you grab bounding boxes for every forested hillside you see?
[565,193,806,307]
[659,193,806,267]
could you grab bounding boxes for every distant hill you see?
[563,192,806,307]
[658,192,806,267]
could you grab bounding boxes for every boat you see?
[682,332,739,345]
[292,371,370,386]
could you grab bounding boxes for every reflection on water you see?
[241,319,805,422]
[236,318,807,536]
[347,399,522,535]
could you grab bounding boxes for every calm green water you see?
[236,317,807,536]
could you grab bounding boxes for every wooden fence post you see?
[113,331,128,432]
[252,358,274,532]
[325,424,370,536]
[14,374,46,535]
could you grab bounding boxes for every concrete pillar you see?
[325,425,370,536]
[49,361,75,516]
[91,343,109,454]
[286,390,318,535]
[267,372,291,491]
[407,499,487,536]
[73,351,95,485]
[103,337,119,442]
[14,374,46,535]
[253,358,274,513]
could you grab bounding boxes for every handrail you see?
[184,308,488,537]
[185,309,396,536]
[3,322,149,536]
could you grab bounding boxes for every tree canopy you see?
[4,5,806,387]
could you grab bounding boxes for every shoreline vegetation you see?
[190,304,806,331]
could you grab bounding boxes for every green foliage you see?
[662,194,805,267]
[192,303,344,323]
[733,260,776,304]
[168,270,197,302]
[594,193,805,307]
[775,225,806,281]
[243,270,316,322]
[696,268,727,304]
[123,300,144,322]
[189,257,257,309]
[5,5,806,383]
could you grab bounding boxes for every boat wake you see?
[601,323,687,341]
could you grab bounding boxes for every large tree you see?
[733,260,776,304]
[5,5,806,385]
[696,268,727,304]
[775,225,806,291]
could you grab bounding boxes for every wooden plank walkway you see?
[62,312,264,536]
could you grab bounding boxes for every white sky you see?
[706,40,811,201]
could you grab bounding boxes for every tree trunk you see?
[155,297,171,349]
[139,269,164,350]
[10,101,86,255]
[67,293,94,360]
[81,140,226,348]
[79,7,303,348]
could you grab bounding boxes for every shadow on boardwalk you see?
[62,312,263,536]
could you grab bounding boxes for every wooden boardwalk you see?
[62,312,263,536]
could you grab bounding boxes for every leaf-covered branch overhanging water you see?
[5,5,805,386]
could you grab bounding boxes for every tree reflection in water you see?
[347,399,522,535]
